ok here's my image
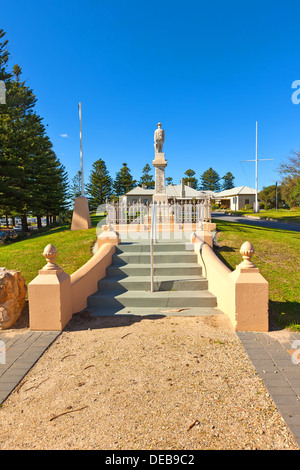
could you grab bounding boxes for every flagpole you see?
[240,121,274,213]
[79,102,85,197]
[255,121,258,212]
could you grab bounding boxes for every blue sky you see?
[2,0,300,191]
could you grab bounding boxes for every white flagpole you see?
[240,121,274,213]
[255,121,258,212]
[79,102,85,197]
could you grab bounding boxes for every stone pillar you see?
[97,224,120,250]
[229,241,269,331]
[28,245,72,331]
[181,178,185,199]
[153,152,168,203]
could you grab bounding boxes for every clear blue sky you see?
[2,0,300,191]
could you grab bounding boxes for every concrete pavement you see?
[211,212,300,232]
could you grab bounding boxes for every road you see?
[211,212,300,232]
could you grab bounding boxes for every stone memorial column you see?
[153,122,168,204]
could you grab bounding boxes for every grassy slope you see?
[0,215,104,287]
[213,219,300,330]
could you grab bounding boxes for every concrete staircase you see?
[87,241,223,317]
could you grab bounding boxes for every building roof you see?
[125,186,155,195]
[124,184,212,198]
[214,186,257,198]
[166,184,208,198]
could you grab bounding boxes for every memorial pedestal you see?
[153,152,168,203]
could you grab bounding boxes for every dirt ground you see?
[0,311,299,450]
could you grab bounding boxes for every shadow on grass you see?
[214,218,300,234]
[269,300,300,332]
[28,224,71,238]
[2,215,105,246]
[213,246,236,271]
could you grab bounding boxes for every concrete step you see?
[86,241,221,318]
[98,275,208,292]
[106,263,203,278]
[112,251,197,265]
[116,243,193,253]
[87,290,217,309]
[87,305,223,317]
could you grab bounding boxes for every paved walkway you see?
[1,327,300,448]
[0,330,60,404]
[238,330,300,447]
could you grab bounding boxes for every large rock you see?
[0,268,27,330]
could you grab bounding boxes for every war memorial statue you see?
[153,122,168,203]
[154,122,165,153]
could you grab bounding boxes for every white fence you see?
[104,199,212,226]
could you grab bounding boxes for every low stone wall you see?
[71,243,116,314]
[193,240,269,332]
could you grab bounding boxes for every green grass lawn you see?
[0,214,104,288]
[213,218,300,331]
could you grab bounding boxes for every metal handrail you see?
[150,202,157,292]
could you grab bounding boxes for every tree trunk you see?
[37,215,42,229]
[21,214,29,232]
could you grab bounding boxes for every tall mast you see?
[255,121,258,211]
[79,102,85,197]
[240,121,273,212]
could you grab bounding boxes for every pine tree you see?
[0,29,12,83]
[0,31,69,230]
[0,65,38,230]
[113,163,136,196]
[139,163,154,189]
[44,153,69,222]
[184,169,198,189]
[69,171,83,204]
[0,30,15,219]
[222,172,235,190]
[166,176,173,185]
[199,167,221,191]
[86,158,112,210]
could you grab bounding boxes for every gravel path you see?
[0,312,298,450]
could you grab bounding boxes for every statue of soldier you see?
[154,122,165,153]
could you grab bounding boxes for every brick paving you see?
[237,330,300,447]
[0,330,60,404]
